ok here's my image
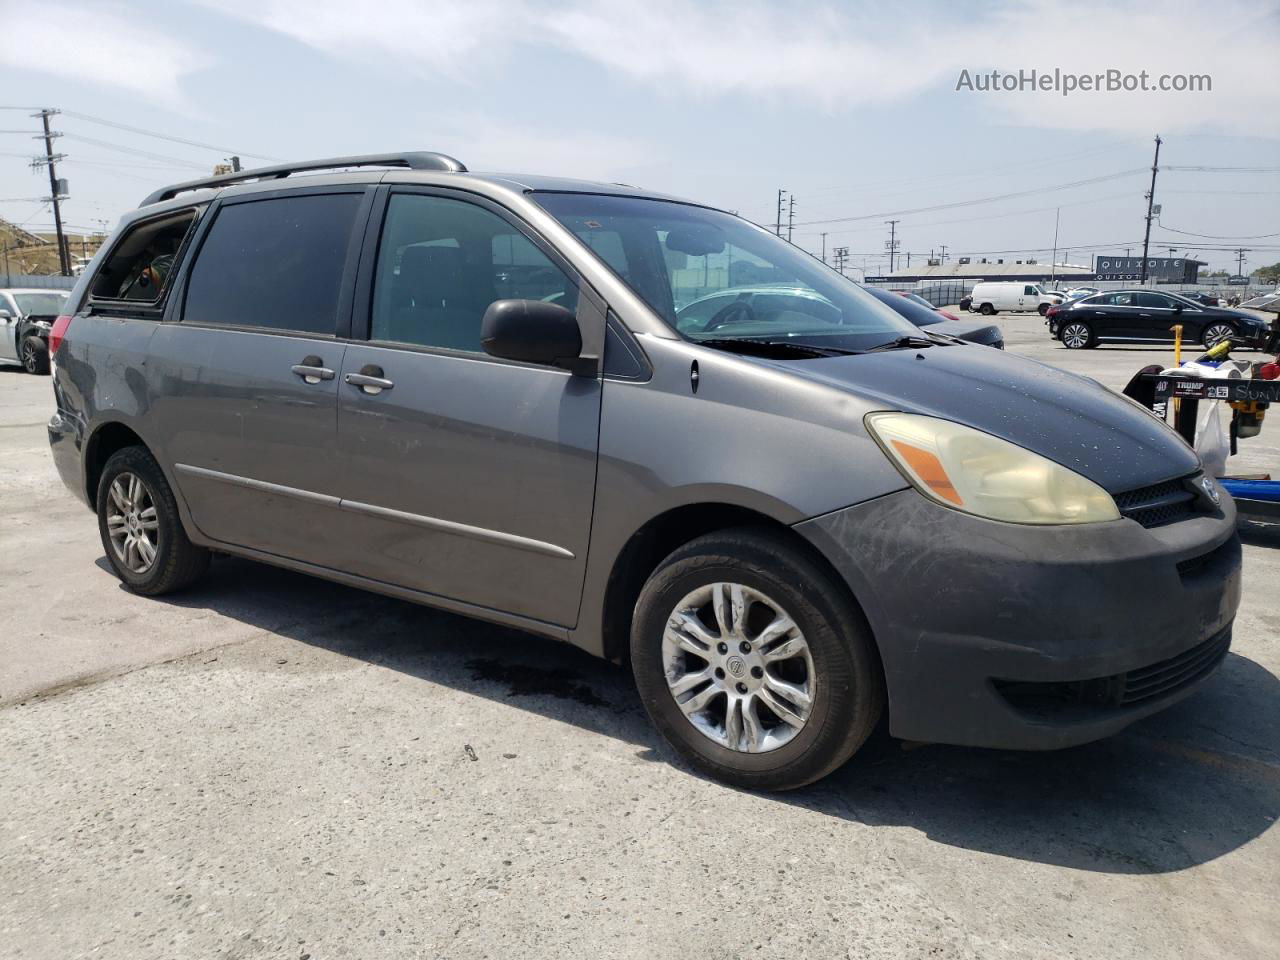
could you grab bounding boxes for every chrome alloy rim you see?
[662,582,816,753]
[21,339,39,371]
[106,472,159,574]
[1204,324,1234,346]
[1062,323,1090,348]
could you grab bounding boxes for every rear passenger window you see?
[370,194,577,353]
[183,193,362,335]
[91,209,196,304]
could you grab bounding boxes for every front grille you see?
[994,627,1231,718]
[1113,477,1198,528]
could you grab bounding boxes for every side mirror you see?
[481,299,584,370]
[0,309,11,320]
[1172,302,1183,314]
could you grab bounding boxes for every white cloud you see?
[0,1,210,107]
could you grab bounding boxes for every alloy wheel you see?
[1062,322,1091,349]
[1204,323,1234,347]
[106,472,159,574]
[662,582,816,753]
[21,340,39,372]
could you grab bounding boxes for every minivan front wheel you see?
[631,528,883,791]
[96,446,210,595]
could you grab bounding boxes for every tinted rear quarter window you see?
[90,209,196,305]
[183,193,363,335]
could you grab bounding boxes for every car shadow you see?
[125,553,1280,877]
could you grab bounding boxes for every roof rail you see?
[139,151,468,206]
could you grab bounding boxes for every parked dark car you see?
[1047,289,1270,349]
[863,285,1004,347]
[0,288,67,374]
[46,153,1240,791]
[1180,291,1222,308]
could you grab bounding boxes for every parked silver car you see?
[47,153,1240,790]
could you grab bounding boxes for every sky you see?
[1,0,1278,275]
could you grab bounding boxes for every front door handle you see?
[345,364,394,395]
[291,355,334,384]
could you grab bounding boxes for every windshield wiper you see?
[693,338,861,359]
[863,334,938,353]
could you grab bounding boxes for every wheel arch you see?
[84,420,151,507]
[598,502,874,672]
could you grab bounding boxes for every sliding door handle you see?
[345,365,394,395]
[291,356,335,383]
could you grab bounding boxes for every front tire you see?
[1061,320,1094,349]
[96,446,210,595]
[21,336,49,375]
[1038,303,1050,316]
[1202,323,1235,348]
[979,303,996,315]
[631,528,883,791]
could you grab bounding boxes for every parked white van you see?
[968,282,1063,316]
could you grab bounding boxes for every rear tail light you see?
[1046,305,1061,317]
[48,314,72,357]
[938,310,960,321]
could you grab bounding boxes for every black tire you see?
[1060,320,1094,349]
[1037,303,1050,316]
[630,527,884,791]
[1201,323,1235,348]
[21,336,49,375]
[96,446,209,596]
[979,303,996,315]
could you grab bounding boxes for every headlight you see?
[865,412,1120,525]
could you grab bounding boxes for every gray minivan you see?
[47,153,1241,790]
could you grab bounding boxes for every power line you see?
[1164,165,1280,173]
[59,110,276,161]
[1155,220,1280,240]
[58,134,211,170]
[792,169,1148,227]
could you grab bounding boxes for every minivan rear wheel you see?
[631,528,883,791]
[96,446,210,595]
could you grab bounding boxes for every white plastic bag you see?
[1195,401,1229,478]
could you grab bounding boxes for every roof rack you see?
[140,151,468,206]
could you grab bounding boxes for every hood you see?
[784,345,1199,493]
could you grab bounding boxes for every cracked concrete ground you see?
[2,313,1278,959]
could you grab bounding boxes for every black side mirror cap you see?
[481,299,585,371]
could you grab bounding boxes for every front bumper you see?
[796,487,1241,750]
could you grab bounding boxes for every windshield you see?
[12,292,67,317]
[533,193,919,351]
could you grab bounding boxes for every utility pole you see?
[820,232,827,263]
[1234,248,1251,278]
[1050,207,1060,283]
[32,108,70,276]
[833,246,849,276]
[775,189,786,236]
[1139,134,1163,285]
[786,194,795,243]
[939,244,948,263]
[884,219,900,273]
